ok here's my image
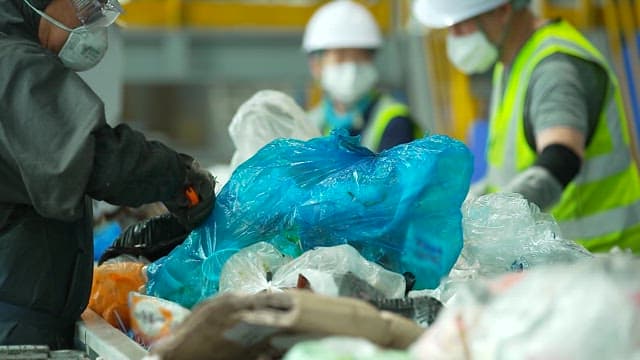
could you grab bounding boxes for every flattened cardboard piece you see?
[151,290,424,360]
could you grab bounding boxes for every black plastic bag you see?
[98,214,189,264]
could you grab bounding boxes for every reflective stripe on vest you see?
[360,94,412,151]
[486,20,640,251]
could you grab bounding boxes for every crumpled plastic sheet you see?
[146,130,473,308]
[413,193,593,305]
[461,192,592,276]
[218,242,406,299]
[410,253,640,360]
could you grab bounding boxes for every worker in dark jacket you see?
[0,0,215,349]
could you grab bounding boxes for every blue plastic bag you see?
[93,221,122,262]
[146,130,473,308]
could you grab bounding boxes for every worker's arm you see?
[87,124,186,207]
[0,44,213,225]
[0,44,109,221]
[504,127,584,209]
[503,54,607,210]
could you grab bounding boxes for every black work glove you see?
[163,155,216,230]
[98,213,190,265]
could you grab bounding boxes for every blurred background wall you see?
[81,0,640,178]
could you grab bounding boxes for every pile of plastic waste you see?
[90,89,472,353]
[88,89,637,359]
[91,192,640,359]
[145,128,473,308]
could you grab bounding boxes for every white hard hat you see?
[303,0,382,53]
[413,0,510,29]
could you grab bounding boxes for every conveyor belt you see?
[75,310,148,360]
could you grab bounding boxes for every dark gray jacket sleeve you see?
[0,39,186,221]
[87,124,187,207]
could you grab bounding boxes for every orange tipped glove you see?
[163,155,216,230]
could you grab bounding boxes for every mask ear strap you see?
[474,5,515,60]
[23,0,74,32]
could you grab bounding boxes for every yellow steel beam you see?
[618,0,640,92]
[603,0,640,167]
[603,0,622,59]
[618,0,640,163]
[119,0,392,30]
[422,28,482,138]
[423,27,481,140]
[423,30,450,135]
[118,1,177,27]
[166,0,181,27]
[449,67,478,141]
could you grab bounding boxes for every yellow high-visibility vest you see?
[486,20,640,252]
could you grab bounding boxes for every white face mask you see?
[23,0,109,72]
[58,28,108,71]
[446,31,499,74]
[321,62,379,105]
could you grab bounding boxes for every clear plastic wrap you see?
[461,193,592,277]
[146,130,472,307]
[417,193,594,306]
[410,254,640,360]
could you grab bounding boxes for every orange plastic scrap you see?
[89,261,147,330]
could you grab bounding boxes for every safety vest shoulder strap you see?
[361,94,413,151]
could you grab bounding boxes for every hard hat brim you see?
[412,0,457,29]
[413,0,510,29]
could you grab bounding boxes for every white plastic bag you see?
[273,245,406,299]
[219,242,406,299]
[218,242,292,294]
[411,254,640,360]
[228,90,321,170]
